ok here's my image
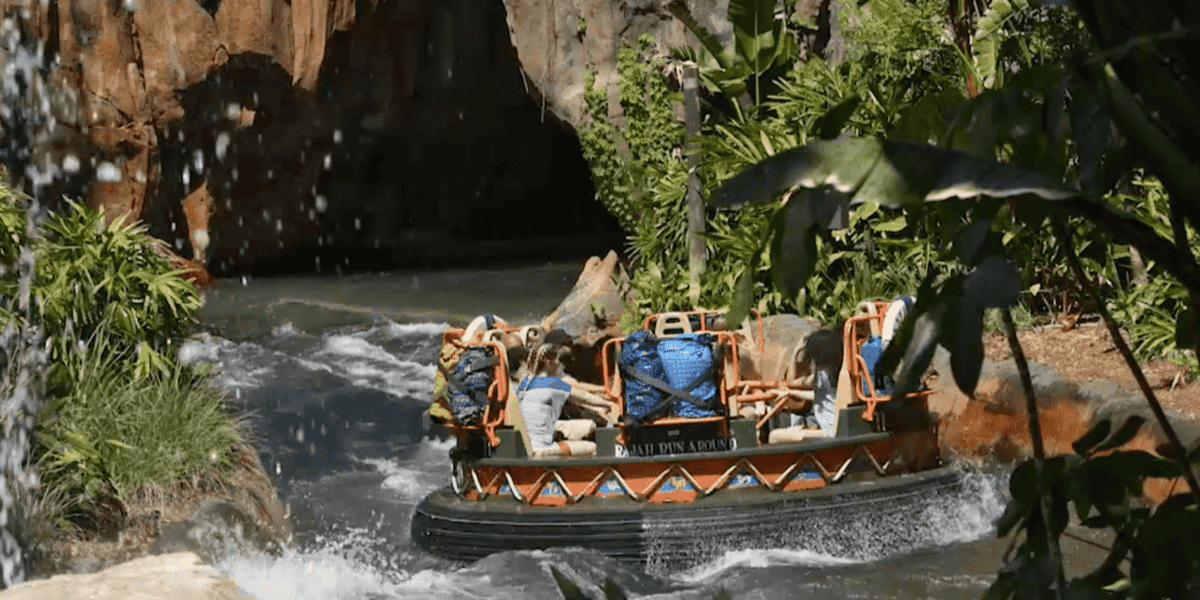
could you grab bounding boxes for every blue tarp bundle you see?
[620,330,664,419]
[658,334,717,418]
[620,331,718,419]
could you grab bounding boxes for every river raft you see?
[412,305,958,565]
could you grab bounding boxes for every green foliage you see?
[988,417,1200,599]
[667,0,799,116]
[36,333,239,513]
[840,0,960,88]
[0,199,200,357]
[2,185,237,537]
[578,35,684,234]
[971,2,1093,91]
[709,4,1200,596]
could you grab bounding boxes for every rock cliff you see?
[0,0,628,276]
[0,0,853,276]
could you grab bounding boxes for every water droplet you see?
[123,0,139,11]
[354,217,361,230]
[225,103,241,121]
[170,222,176,231]
[275,462,281,475]
[241,276,249,286]
[275,219,282,233]
[231,167,239,181]
[181,167,190,188]
[62,154,80,173]
[323,154,332,170]
[266,169,274,179]
[315,196,328,212]
[215,132,231,161]
[308,209,316,220]
[192,149,204,172]
[96,161,121,182]
[262,210,270,223]
[333,129,343,144]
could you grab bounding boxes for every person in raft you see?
[508,331,617,442]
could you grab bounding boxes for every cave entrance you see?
[148,0,622,275]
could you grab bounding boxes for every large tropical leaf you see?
[708,137,1078,209]
[972,0,1031,89]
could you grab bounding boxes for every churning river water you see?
[183,261,1022,600]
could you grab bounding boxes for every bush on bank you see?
[580,0,1193,376]
[1,181,240,540]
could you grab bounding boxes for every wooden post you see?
[684,65,704,301]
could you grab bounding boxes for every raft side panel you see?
[412,467,964,566]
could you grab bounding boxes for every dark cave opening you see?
[145,0,624,275]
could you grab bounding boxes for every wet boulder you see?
[147,499,286,564]
[0,552,247,600]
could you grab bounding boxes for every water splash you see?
[0,186,48,590]
[644,468,1007,576]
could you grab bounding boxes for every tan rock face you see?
[74,1,142,125]
[1,0,358,276]
[500,0,732,128]
[215,0,292,72]
[132,0,226,123]
[1,552,248,600]
[89,123,157,223]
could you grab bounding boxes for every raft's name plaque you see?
[617,437,735,457]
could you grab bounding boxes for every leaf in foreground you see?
[708,137,1077,209]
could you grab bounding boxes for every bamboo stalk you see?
[1001,307,1067,600]
[684,65,705,301]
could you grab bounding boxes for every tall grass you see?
[3,183,243,540]
[36,333,241,509]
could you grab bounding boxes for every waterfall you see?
[0,13,61,589]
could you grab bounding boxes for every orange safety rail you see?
[728,380,816,431]
[841,307,932,423]
[642,309,765,354]
[438,328,513,447]
[600,332,740,437]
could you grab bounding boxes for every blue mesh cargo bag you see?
[448,346,495,425]
[657,333,718,418]
[619,330,664,419]
[858,335,892,396]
